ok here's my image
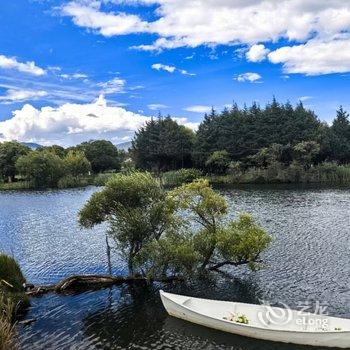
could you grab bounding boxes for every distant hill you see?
[117,141,132,151]
[22,142,42,150]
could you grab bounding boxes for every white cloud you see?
[61,1,150,36]
[235,72,262,83]
[0,54,46,76]
[184,105,212,113]
[151,63,176,73]
[97,77,126,94]
[60,73,88,79]
[179,69,196,76]
[0,95,196,146]
[151,63,195,75]
[0,89,48,104]
[147,103,168,110]
[299,96,313,102]
[246,44,270,62]
[268,37,350,75]
[61,1,350,75]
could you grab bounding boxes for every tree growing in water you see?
[79,173,271,277]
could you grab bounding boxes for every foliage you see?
[0,181,34,191]
[132,116,195,172]
[217,213,272,271]
[0,293,16,350]
[64,150,91,177]
[92,172,115,186]
[168,180,270,271]
[76,140,121,173]
[0,254,28,350]
[39,145,67,158]
[162,168,203,187]
[209,162,350,184]
[16,150,65,188]
[194,100,321,166]
[205,150,231,174]
[330,107,350,164]
[57,175,91,189]
[293,141,320,169]
[79,172,175,274]
[0,254,26,293]
[79,174,271,278]
[0,142,30,182]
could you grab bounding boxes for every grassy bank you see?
[2,164,350,191]
[0,254,28,350]
[0,173,116,191]
[208,163,350,185]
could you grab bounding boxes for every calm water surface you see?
[1,185,350,349]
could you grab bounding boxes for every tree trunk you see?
[26,274,184,297]
[105,234,112,275]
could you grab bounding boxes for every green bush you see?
[0,254,26,293]
[162,168,203,187]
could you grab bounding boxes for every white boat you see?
[160,290,350,348]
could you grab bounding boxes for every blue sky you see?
[0,0,350,146]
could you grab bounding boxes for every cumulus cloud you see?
[151,63,195,75]
[61,1,350,75]
[0,95,195,146]
[235,72,262,83]
[246,44,270,62]
[0,89,48,104]
[61,1,150,36]
[0,54,46,76]
[184,105,212,113]
[268,37,350,75]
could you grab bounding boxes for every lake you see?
[1,185,350,349]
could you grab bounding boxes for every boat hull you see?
[160,291,350,348]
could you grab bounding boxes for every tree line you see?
[132,100,350,174]
[0,140,123,188]
[1,99,350,187]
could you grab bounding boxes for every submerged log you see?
[26,274,183,297]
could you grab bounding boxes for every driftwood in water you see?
[26,274,183,297]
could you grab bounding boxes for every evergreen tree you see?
[132,116,195,171]
[331,107,350,163]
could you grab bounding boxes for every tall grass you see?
[210,162,350,185]
[0,254,28,350]
[0,294,16,350]
[0,181,34,191]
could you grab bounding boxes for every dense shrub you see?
[162,168,203,187]
[92,173,116,186]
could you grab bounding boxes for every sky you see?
[0,0,350,146]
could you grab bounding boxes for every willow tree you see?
[79,173,271,278]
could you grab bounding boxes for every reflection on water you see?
[1,185,350,349]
